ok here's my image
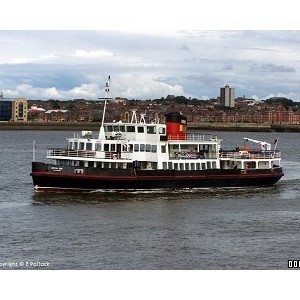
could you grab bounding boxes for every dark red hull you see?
[31,162,284,192]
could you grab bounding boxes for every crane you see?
[243,137,271,150]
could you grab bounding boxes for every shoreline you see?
[1,122,300,132]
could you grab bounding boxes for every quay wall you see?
[1,121,300,132]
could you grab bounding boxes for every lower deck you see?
[31,161,284,192]
[51,156,280,173]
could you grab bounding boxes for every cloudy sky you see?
[1,2,300,101]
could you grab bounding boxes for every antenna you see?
[140,113,146,124]
[131,110,137,124]
[98,75,112,139]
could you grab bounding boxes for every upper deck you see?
[80,122,221,144]
[167,133,221,143]
[220,149,281,159]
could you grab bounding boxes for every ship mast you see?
[98,75,112,139]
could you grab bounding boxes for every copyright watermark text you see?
[0,261,50,269]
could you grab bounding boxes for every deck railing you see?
[220,150,281,159]
[47,149,130,160]
[169,152,218,160]
[47,148,96,158]
[167,133,220,142]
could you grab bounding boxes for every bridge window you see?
[147,126,156,134]
[199,144,209,151]
[138,127,144,133]
[181,144,189,150]
[126,126,135,132]
[86,143,93,150]
[159,127,166,134]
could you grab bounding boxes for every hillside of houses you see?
[27,96,300,125]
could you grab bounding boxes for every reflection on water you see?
[31,184,285,206]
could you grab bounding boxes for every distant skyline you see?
[1,2,300,102]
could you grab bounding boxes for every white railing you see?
[47,148,132,160]
[47,148,96,158]
[168,133,220,142]
[170,152,218,160]
[220,150,281,159]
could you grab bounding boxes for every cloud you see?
[249,63,296,73]
[10,56,33,64]
[73,49,114,58]
[179,43,190,51]
[262,92,300,101]
[223,65,233,70]
[42,87,60,98]
[3,83,101,100]
[113,73,185,99]
[66,83,100,98]
[1,30,300,101]
[40,53,57,60]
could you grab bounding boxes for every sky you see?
[1,1,300,102]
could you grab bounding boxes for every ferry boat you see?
[31,79,284,192]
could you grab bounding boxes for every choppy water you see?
[0,130,300,270]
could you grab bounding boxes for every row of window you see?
[69,141,166,154]
[69,142,92,151]
[170,144,217,152]
[163,161,217,170]
[69,140,218,158]
[68,141,217,158]
[105,125,165,134]
[57,159,217,171]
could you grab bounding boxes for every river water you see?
[0,129,300,270]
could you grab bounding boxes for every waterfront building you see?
[220,85,235,107]
[11,98,28,122]
[0,97,28,122]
